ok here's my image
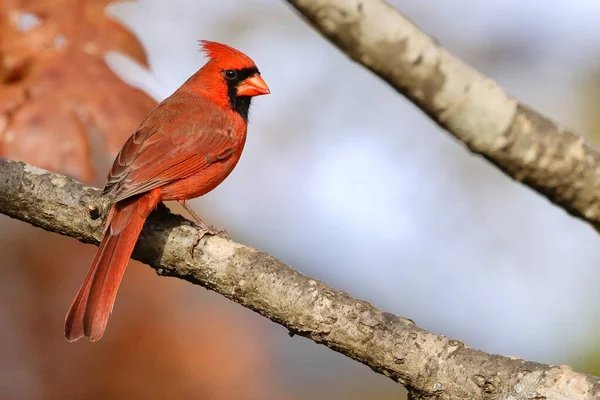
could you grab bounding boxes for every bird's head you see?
[191,40,270,121]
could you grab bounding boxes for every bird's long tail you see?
[65,190,160,342]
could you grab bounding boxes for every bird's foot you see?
[178,200,228,257]
[188,219,228,257]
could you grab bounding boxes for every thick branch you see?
[1,158,598,399]
[285,0,600,229]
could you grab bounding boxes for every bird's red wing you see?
[103,98,237,203]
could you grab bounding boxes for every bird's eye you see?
[224,69,237,80]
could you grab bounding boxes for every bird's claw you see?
[188,222,228,257]
[200,222,227,236]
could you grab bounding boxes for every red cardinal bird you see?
[65,40,270,342]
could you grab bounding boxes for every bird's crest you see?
[199,40,255,68]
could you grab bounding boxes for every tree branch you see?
[1,158,598,399]
[285,0,600,230]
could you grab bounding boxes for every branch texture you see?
[286,0,600,230]
[1,158,598,399]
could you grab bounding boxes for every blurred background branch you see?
[1,158,599,399]
[286,0,600,231]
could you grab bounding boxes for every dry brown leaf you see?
[0,0,156,182]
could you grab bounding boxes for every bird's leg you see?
[178,200,227,257]
[178,199,203,225]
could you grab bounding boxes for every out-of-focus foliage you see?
[580,68,600,145]
[0,219,292,399]
[0,2,295,400]
[0,0,155,182]
[574,66,600,377]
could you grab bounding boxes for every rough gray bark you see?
[1,158,598,399]
[285,0,600,230]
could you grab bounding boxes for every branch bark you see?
[285,0,600,230]
[1,158,598,399]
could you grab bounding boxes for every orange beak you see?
[237,74,270,97]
